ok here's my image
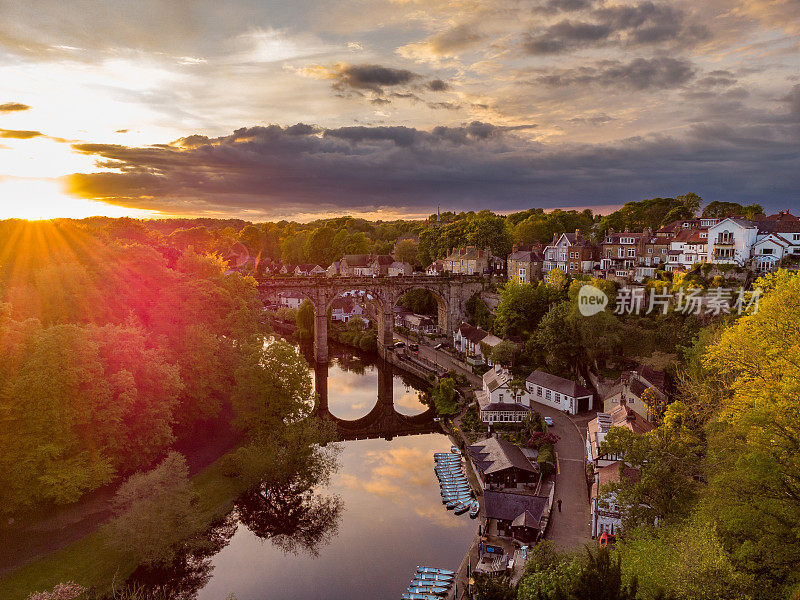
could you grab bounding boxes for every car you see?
[409,343,419,352]
[434,343,444,350]
[394,341,406,348]
[433,417,442,422]
[544,416,554,426]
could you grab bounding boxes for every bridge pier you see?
[314,310,328,363]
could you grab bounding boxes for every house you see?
[452,322,501,364]
[585,403,654,468]
[403,313,437,334]
[279,264,295,275]
[394,306,413,327]
[326,261,341,277]
[442,246,495,275]
[466,436,539,489]
[664,229,709,272]
[340,254,372,276]
[476,365,527,423]
[278,291,305,309]
[751,212,800,272]
[525,370,593,415]
[604,364,667,423]
[507,246,544,284]
[544,230,598,275]
[426,260,445,276]
[330,297,364,322]
[600,229,649,275]
[483,490,549,543]
[294,263,326,276]
[388,261,413,276]
[590,463,640,538]
[369,255,395,276]
[706,218,759,265]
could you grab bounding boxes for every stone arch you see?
[393,283,449,335]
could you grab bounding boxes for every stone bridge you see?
[259,275,484,363]
[313,363,438,441]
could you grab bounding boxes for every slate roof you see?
[508,250,543,262]
[457,322,489,344]
[483,367,512,392]
[467,437,538,475]
[526,370,592,398]
[483,402,529,412]
[483,490,547,529]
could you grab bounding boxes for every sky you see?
[0,0,798,221]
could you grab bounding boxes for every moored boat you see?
[408,586,448,595]
[401,593,439,600]
[417,567,455,575]
[454,500,472,514]
[450,445,460,454]
[469,500,480,518]
[415,572,454,581]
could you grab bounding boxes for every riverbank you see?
[0,442,249,600]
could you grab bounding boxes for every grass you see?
[0,449,243,600]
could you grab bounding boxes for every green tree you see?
[431,377,459,415]
[489,340,517,367]
[394,239,419,265]
[296,299,315,341]
[103,452,203,566]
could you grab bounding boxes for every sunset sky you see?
[0,0,798,221]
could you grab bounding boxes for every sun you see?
[0,178,158,220]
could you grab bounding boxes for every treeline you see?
[0,220,266,516]
[57,195,765,277]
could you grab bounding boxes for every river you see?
[139,346,477,600]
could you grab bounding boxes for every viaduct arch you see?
[258,275,484,363]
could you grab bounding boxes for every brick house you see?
[543,230,598,275]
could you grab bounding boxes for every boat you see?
[401,593,439,600]
[435,457,461,464]
[415,572,454,581]
[445,498,462,509]
[408,586,448,595]
[409,583,449,594]
[469,500,480,518]
[454,500,472,514]
[433,452,453,458]
[450,445,460,454]
[417,567,455,576]
[411,575,452,585]
[441,485,470,491]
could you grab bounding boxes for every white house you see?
[476,365,529,423]
[426,260,445,276]
[330,297,364,322]
[452,322,503,364]
[278,291,305,309]
[327,261,341,277]
[665,229,708,271]
[525,370,593,415]
[707,218,759,265]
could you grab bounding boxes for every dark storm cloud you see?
[66,118,799,216]
[333,64,420,93]
[537,57,695,90]
[426,79,450,92]
[0,129,43,139]
[0,102,30,112]
[523,1,707,55]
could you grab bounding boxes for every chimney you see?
[552,232,558,244]
[575,228,581,241]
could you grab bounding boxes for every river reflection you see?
[196,434,475,600]
[131,347,475,600]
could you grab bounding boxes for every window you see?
[761,248,773,255]
[662,248,667,254]
[537,386,542,397]
[545,390,551,399]
[647,247,653,253]
[794,234,800,241]
[618,248,624,258]
[554,393,560,403]
[627,248,636,257]
[605,249,611,258]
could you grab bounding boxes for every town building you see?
[402,313,437,334]
[476,365,527,423]
[507,245,544,284]
[525,370,593,415]
[339,254,373,276]
[467,436,540,489]
[442,246,496,275]
[425,260,445,276]
[326,261,341,277]
[590,463,640,538]
[544,230,598,275]
[706,218,759,265]
[600,229,649,276]
[452,322,502,365]
[278,291,305,309]
[604,365,667,423]
[585,403,654,468]
[483,490,548,543]
[369,255,395,276]
[388,261,413,276]
[330,297,364,323]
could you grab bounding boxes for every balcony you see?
[715,236,734,246]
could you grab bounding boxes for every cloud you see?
[63,117,798,218]
[0,102,31,112]
[537,57,695,90]
[522,1,707,55]
[783,85,800,119]
[333,63,420,93]
[0,129,43,139]
[398,23,486,61]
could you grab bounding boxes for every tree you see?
[472,574,516,600]
[232,341,315,441]
[103,452,203,566]
[466,292,494,330]
[494,280,564,339]
[489,340,517,367]
[431,377,459,415]
[394,239,419,265]
[296,299,315,341]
